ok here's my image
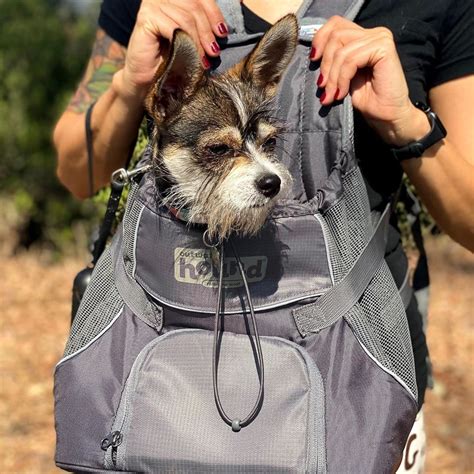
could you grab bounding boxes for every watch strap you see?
[391,102,447,161]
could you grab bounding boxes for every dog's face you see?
[146,15,298,239]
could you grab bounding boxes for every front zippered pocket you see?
[104,328,327,473]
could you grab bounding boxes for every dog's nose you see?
[256,174,281,198]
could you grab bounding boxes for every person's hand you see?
[311,16,431,147]
[114,0,228,102]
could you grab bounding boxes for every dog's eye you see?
[207,144,231,156]
[263,136,277,150]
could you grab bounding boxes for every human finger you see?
[317,27,367,88]
[319,35,376,104]
[174,0,221,56]
[310,15,362,61]
[199,0,229,37]
[136,2,180,40]
[319,31,397,105]
[157,4,209,65]
[127,7,182,85]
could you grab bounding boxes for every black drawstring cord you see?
[212,239,265,432]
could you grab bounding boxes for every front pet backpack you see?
[54,1,419,472]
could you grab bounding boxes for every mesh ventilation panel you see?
[323,167,372,283]
[122,184,145,278]
[64,246,123,357]
[358,262,418,399]
[322,165,418,401]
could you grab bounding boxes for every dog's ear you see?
[242,14,298,95]
[145,30,204,121]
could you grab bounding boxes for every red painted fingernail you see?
[210,41,220,54]
[335,88,341,100]
[320,91,327,104]
[310,47,316,59]
[217,22,228,35]
[317,74,324,86]
[202,55,211,69]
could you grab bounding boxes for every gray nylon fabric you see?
[105,329,326,473]
[301,318,417,473]
[132,187,332,314]
[55,306,158,470]
[54,0,420,472]
[113,233,164,332]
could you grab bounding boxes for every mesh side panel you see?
[345,304,391,370]
[323,167,372,283]
[64,246,123,357]
[123,185,144,278]
[358,262,418,399]
[322,166,417,400]
[323,198,349,282]
[343,168,372,259]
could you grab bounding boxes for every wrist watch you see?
[391,102,447,161]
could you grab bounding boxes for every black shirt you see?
[97,0,474,406]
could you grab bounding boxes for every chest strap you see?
[293,203,391,337]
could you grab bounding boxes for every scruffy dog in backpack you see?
[145,15,298,239]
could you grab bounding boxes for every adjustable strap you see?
[293,203,391,337]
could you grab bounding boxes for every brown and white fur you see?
[145,14,299,240]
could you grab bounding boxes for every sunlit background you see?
[0,0,472,472]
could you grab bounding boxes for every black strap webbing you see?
[85,101,96,198]
[91,180,125,265]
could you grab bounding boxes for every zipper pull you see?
[101,430,123,451]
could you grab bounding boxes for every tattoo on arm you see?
[68,29,126,113]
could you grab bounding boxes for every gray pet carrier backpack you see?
[54,0,419,472]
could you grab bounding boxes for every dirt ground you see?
[0,236,472,473]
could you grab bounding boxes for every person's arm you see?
[54,0,228,200]
[404,76,474,251]
[312,16,474,252]
[54,29,140,199]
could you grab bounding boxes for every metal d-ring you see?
[203,229,220,248]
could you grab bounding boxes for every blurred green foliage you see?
[0,0,101,253]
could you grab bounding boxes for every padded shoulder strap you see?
[217,0,366,37]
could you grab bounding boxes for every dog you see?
[145,14,298,240]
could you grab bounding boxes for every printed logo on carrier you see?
[174,248,267,288]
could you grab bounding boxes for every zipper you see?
[101,430,123,467]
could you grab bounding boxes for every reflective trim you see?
[131,204,146,279]
[355,333,418,403]
[314,213,335,286]
[55,307,124,368]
